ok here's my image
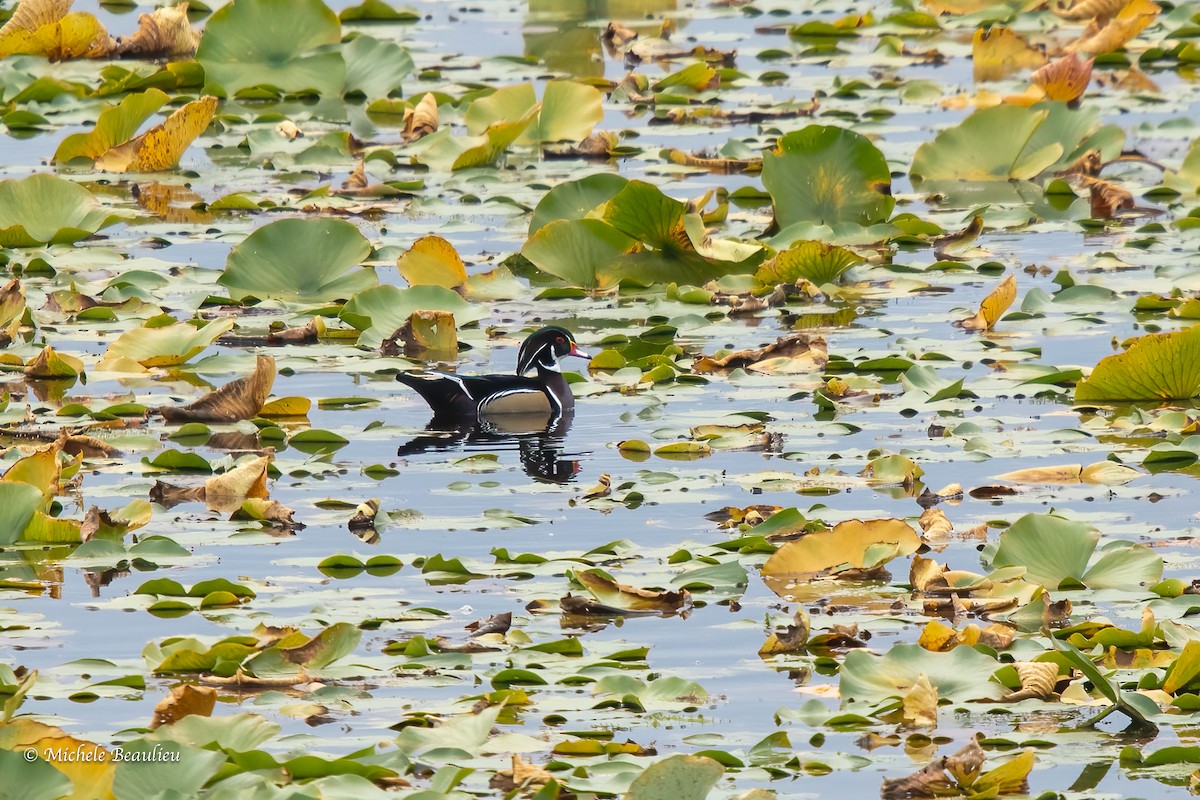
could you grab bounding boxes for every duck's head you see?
[516,326,591,374]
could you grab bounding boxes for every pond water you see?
[4,0,1200,798]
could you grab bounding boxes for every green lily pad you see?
[840,643,1005,705]
[218,218,376,303]
[761,125,894,232]
[1076,325,1200,402]
[0,174,127,247]
[340,284,486,348]
[911,102,1124,184]
[990,513,1163,590]
[196,0,345,97]
[101,318,233,368]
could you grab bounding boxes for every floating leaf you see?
[0,0,110,60]
[100,318,233,369]
[841,644,1005,704]
[522,218,637,290]
[971,25,1045,82]
[196,0,344,97]
[573,569,690,614]
[150,684,216,729]
[159,355,276,423]
[0,481,46,546]
[991,513,1162,589]
[528,173,629,235]
[754,241,863,287]
[1075,326,1200,402]
[397,235,466,289]
[762,518,921,583]
[341,284,486,348]
[623,754,724,800]
[0,174,127,247]
[911,103,1123,183]
[114,5,200,59]
[94,95,217,173]
[761,125,895,231]
[218,218,376,303]
[1065,0,1159,55]
[55,89,169,164]
[960,274,1016,330]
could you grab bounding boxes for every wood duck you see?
[395,326,591,422]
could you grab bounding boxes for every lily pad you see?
[218,218,376,303]
[196,0,344,97]
[340,284,486,348]
[990,513,1162,590]
[761,125,895,232]
[0,174,127,247]
[1075,325,1200,402]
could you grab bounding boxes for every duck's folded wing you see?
[395,371,482,418]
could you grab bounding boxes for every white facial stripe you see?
[438,372,472,400]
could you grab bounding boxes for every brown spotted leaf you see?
[96,96,217,173]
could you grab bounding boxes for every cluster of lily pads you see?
[2,0,1200,797]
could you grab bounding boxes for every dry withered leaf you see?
[205,455,270,512]
[1052,0,1126,19]
[580,473,611,500]
[24,345,82,378]
[403,93,438,142]
[150,684,216,729]
[232,498,301,529]
[266,318,324,345]
[704,504,782,528]
[932,215,983,261]
[342,159,368,191]
[570,570,691,615]
[901,674,938,728]
[1065,0,1159,54]
[602,20,638,50]
[545,131,619,159]
[382,310,459,357]
[1000,661,1060,702]
[276,120,302,141]
[972,25,1046,82]
[959,274,1016,331]
[158,355,275,423]
[489,755,554,793]
[882,736,990,799]
[665,148,762,173]
[149,481,205,507]
[919,507,953,538]
[1032,54,1093,104]
[113,4,199,59]
[1084,176,1135,218]
[348,499,380,533]
[759,608,810,655]
[466,611,512,637]
[694,333,827,374]
[96,95,218,173]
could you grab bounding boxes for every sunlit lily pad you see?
[1076,325,1200,402]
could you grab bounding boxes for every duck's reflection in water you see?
[397,409,580,484]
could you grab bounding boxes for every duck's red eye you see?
[556,336,565,344]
